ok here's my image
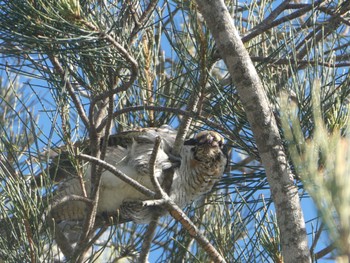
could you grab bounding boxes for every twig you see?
[77,225,109,262]
[310,223,324,256]
[76,168,101,262]
[79,20,139,104]
[80,62,117,260]
[242,0,325,43]
[148,137,167,197]
[67,141,102,262]
[85,224,109,249]
[91,98,109,133]
[314,243,335,260]
[130,0,159,43]
[250,56,350,68]
[78,153,155,198]
[77,151,155,257]
[79,96,114,252]
[98,95,114,163]
[171,85,198,156]
[138,136,162,263]
[23,218,35,263]
[99,33,139,94]
[138,219,159,263]
[65,16,139,260]
[241,0,291,42]
[169,16,209,155]
[165,201,227,263]
[48,55,90,128]
[294,1,350,60]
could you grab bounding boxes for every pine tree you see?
[0,0,349,262]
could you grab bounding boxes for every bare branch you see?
[78,153,155,198]
[242,0,325,43]
[165,200,227,263]
[310,223,324,256]
[251,56,350,68]
[242,0,291,42]
[171,98,198,156]
[295,1,350,60]
[23,219,35,263]
[138,219,158,263]
[314,243,335,260]
[130,0,159,43]
[149,137,167,197]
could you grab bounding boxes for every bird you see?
[49,125,228,225]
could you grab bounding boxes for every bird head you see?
[184,131,228,175]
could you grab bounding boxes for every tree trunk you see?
[194,0,311,262]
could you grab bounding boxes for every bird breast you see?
[169,143,227,207]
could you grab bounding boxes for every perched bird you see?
[50,125,228,224]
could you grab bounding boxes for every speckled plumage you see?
[50,126,227,224]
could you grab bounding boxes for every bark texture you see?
[195,0,311,262]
